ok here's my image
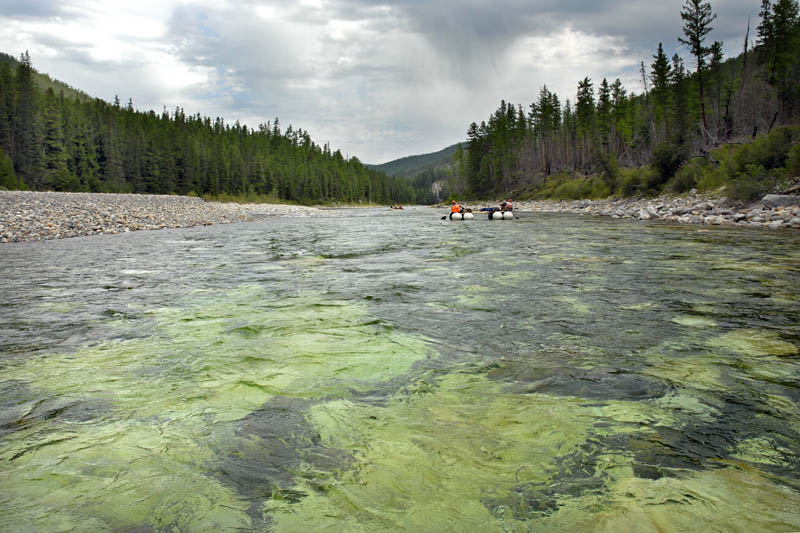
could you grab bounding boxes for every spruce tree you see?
[761,0,800,120]
[41,88,72,190]
[13,51,39,188]
[650,43,672,139]
[679,0,717,140]
[0,147,18,189]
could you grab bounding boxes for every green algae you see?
[493,270,538,286]
[708,329,798,357]
[0,287,433,531]
[621,302,655,311]
[644,353,726,392]
[269,373,598,530]
[671,314,717,328]
[3,213,800,531]
[455,284,493,309]
[552,295,591,315]
[653,391,721,423]
[533,465,800,532]
[732,437,793,467]
[262,369,800,531]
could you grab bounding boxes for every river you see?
[1,207,799,531]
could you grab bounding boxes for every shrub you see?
[668,157,709,193]
[595,150,620,190]
[551,176,610,200]
[786,142,800,178]
[649,141,690,189]
[735,125,800,171]
[696,167,727,192]
[617,168,642,196]
[726,164,777,204]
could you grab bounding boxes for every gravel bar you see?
[0,191,324,243]
[510,191,800,230]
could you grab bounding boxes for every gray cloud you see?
[0,0,758,163]
[0,0,66,18]
[335,0,753,72]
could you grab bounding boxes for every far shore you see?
[2,190,799,243]
[437,191,800,230]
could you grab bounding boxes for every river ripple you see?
[1,207,799,531]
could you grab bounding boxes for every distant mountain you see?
[0,52,91,102]
[367,143,463,177]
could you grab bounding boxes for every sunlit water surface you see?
[1,207,799,531]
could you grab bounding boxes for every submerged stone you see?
[490,362,669,401]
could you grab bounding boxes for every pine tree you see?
[576,78,595,171]
[709,40,725,137]
[760,0,800,121]
[671,54,691,144]
[0,146,19,189]
[0,62,14,157]
[679,0,717,140]
[650,43,672,140]
[41,88,72,190]
[597,78,612,151]
[13,51,40,188]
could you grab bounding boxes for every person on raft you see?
[500,198,513,212]
[449,200,462,219]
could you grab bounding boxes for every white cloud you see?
[0,0,754,163]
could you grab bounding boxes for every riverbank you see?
[0,191,325,243]
[497,191,800,229]
[4,190,799,243]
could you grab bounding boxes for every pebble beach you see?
[512,191,800,229]
[2,190,799,243]
[0,191,324,243]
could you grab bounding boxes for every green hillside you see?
[0,52,91,102]
[368,143,462,177]
[0,52,415,204]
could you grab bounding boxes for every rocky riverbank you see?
[512,191,800,229]
[4,190,799,244]
[0,191,324,243]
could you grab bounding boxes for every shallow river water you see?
[1,207,799,532]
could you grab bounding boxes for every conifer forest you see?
[0,53,415,204]
[0,0,799,204]
[452,0,800,201]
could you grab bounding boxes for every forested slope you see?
[368,143,465,203]
[368,143,460,176]
[453,0,800,202]
[0,53,415,205]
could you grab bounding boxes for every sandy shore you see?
[0,191,324,243]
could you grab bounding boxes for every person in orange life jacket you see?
[500,198,513,212]
[449,200,463,219]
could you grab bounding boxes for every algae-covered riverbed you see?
[1,208,799,531]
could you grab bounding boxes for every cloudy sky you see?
[1,0,756,163]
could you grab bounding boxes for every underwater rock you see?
[491,363,669,401]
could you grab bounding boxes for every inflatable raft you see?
[446,211,513,220]
[488,211,513,220]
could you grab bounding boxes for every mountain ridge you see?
[367,142,463,177]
